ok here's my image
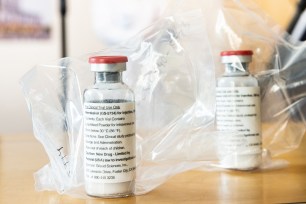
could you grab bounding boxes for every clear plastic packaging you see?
[20,0,306,198]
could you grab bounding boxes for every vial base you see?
[85,181,135,198]
[220,154,262,170]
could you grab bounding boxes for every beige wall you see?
[67,0,105,56]
[254,0,298,29]
[0,0,300,134]
[0,0,104,134]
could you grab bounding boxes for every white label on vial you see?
[84,102,136,183]
[216,87,261,155]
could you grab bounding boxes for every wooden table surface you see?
[0,134,305,204]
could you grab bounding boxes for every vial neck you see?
[224,63,249,76]
[95,72,122,83]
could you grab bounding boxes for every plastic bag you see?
[20,0,306,198]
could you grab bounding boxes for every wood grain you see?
[0,132,305,203]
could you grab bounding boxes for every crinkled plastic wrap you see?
[20,0,306,198]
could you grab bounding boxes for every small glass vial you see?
[83,56,136,197]
[216,50,262,170]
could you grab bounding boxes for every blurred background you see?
[0,0,300,134]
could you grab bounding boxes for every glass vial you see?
[83,56,136,197]
[216,50,262,170]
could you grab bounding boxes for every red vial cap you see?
[89,56,128,64]
[220,50,253,56]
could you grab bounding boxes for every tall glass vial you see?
[216,50,262,170]
[83,56,136,197]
